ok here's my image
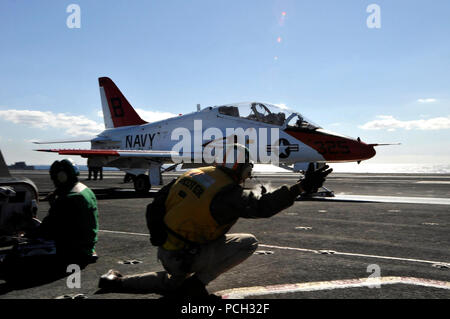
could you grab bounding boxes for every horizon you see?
[7,161,450,174]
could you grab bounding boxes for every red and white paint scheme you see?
[35,77,378,193]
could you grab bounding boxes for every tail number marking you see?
[314,141,350,155]
[110,98,124,118]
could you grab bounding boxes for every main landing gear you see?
[130,163,178,194]
[133,174,151,194]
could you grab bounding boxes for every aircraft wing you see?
[35,149,178,159]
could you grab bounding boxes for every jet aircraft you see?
[35,77,378,193]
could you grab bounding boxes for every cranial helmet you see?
[50,158,79,188]
[216,144,254,182]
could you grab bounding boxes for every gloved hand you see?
[298,163,333,194]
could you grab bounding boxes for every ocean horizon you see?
[22,163,450,174]
[327,163,450,174]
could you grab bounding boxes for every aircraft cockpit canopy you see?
[217,102,320,130]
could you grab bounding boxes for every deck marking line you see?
[259,244,448,265]
[99,229,149,237]
[323,195,450,205]
[98,230,449,266]
[216,276,450,299]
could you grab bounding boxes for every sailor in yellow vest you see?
[98,144,332,298]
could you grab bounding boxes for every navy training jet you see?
[35,77,379,193]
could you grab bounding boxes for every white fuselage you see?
[93,107,325,169]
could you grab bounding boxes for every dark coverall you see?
[39,182,99,263]
[119,166,302,294]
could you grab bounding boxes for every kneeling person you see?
[99,145,331,298]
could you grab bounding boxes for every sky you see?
[0,0,449,168]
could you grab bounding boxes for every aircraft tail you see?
[98,77,148,128]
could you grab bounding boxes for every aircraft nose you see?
[360,142,376,160]
[316,136,376,162]
[283,128,377,162]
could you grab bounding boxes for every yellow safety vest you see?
[163,166,236,250]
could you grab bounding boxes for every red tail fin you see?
[98,77,148,128]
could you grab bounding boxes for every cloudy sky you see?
[0,0,449,166]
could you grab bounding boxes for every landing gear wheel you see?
[134,174,151,194]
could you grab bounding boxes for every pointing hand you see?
[298,163,333,194]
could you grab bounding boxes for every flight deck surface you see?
[1,170,449,300]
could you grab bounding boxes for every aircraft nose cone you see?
[282,128,377,162]
[362,143,376,160]
[352,139,376,161]
[341,139,376,161]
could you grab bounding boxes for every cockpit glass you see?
[218,105,240,117]
[217,102,321,130]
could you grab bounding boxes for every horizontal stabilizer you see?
[32,138,95,144]
[35,149,178,159]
